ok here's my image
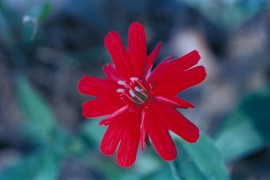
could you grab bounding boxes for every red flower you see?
[78,22,206,168]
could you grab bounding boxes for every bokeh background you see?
[0,0,270,179]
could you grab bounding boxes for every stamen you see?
[129,90,145,103]
[130,77,139,82]
[129,90,135,97]
[116,88,125,93]
[134,86,141,92]
[139,90,148,98]
[134,86,148,98]
[123,92,136,103]
[117,80,126,85]
[136,80,147,91]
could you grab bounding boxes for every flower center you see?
[116,77,152,105]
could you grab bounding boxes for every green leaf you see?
[16,75,56,143]
[0,3,16,45]
[134,154,163,177]
[175,133,229,180]
[80,118,106,147]
[22,2,52,41]
[37,2,52,22]
[148,165,173,180]
[0,148,62,180]
[180,0,266,30]
[213,86,270,161]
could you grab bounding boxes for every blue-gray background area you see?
[0,0,270,179]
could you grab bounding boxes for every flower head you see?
[78,22,206,168]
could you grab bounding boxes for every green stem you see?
[169,162,181,180]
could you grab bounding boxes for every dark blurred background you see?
[0,0,270,179]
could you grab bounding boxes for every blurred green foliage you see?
[176,134,229,180]
[16,75,56,143]
[181,0,267,30]
[0,147,63,180]
[214,86,270,161]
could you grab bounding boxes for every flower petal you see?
[128,22,147,78]
[155,95,195,108]
[152,100,199,143]
[153,66,206,95]
[100,106,130,156]
[78,75,119,97]
[148,50,201,83]
[144,106,177,161]
[103,63,120,82]
[140,110,147,151]
[82,97,125,118]
[116,109,141,168]
[145,42,162,75]
[104,32,132,80]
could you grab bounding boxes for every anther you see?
[134,86,148,98]
[129,90,144,103]
[130,77,139,82]
[134,86,141,92]
[136,80,147,91]
[117,80,126,85]
[123,92,136,103]
[116,88,125,93]
[129,90,136,97]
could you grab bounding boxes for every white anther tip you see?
[130,77,139,81]
[129,90,136,97]
[134,86,141,92]
[117,80,126,85]
[116,88,125,93]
